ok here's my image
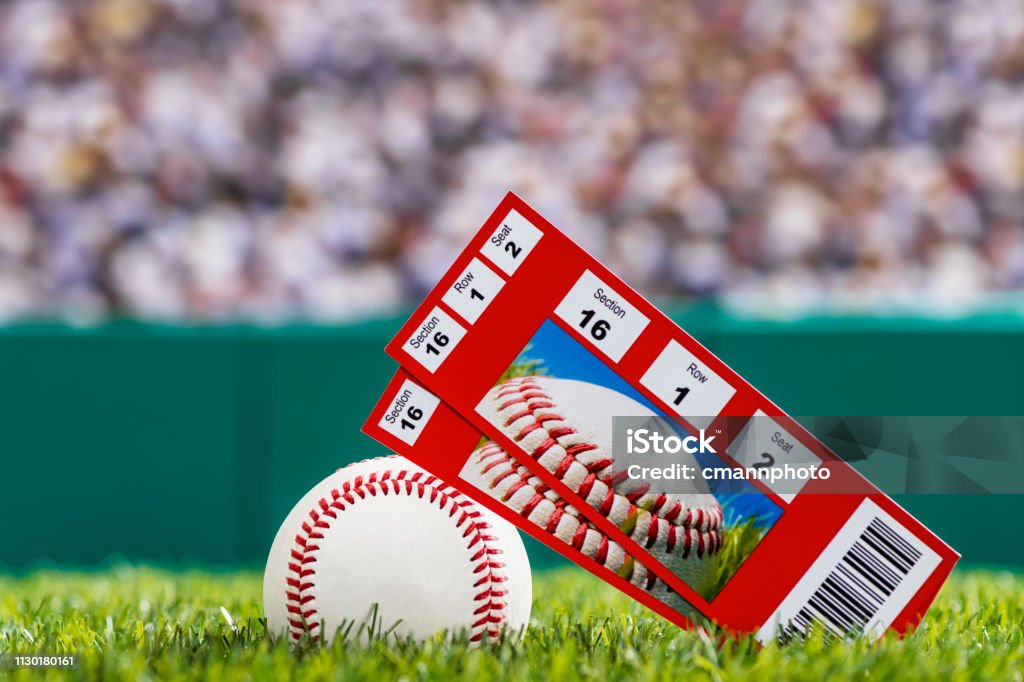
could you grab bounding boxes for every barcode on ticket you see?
[779,520,922,640]
[757,500,941,643]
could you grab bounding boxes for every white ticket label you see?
[441,257,506,324]
[729,411,821,502]
[479,209,543,275]
[554,270,650,362]
[376,379,441,446]
[402,306,467,373]
[640,340,736,428]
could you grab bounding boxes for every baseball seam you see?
[491,377,723,559]
[473,441,659,591]
[285,469,508,644]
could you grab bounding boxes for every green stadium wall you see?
[2,306,1022,571]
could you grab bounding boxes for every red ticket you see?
[369,192,958,641]
[364,370,710,632]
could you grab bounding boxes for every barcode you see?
[757,499,942,644]
[780,518,922,641]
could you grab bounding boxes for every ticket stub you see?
[376,192,958,640]
[366,371,708,633]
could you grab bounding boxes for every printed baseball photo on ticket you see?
[374,193,959,641]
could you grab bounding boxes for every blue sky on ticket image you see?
[520,319,783,529]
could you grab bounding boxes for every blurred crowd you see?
[1,0,1024,321]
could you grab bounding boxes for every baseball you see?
[476,376,722,588]
[263,455,533,644]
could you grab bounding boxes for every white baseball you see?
[476,376,722,588]
[263,455,533,645]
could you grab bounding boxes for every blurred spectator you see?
[0,0,1023,322]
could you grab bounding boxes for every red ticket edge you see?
[382,192,959,638]
[362,370,713,635]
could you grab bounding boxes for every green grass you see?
[0,566,1021,681]
[699,518,766,600]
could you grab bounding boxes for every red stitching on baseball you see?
[520,493,544,518]
[530,437,559,459]
[545,505,565,534]
[501,479,528,502]
[645,516,660,548]
[595,536,609,564]
[489,377,723,562]
[570,522,588,550]
[503,408,535,425]
[470,443,656,593]
[565,442,598,457]
[285,466,508,644]
[553,453,575,479]
[577,472,597,500]
[477,445,553,498]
